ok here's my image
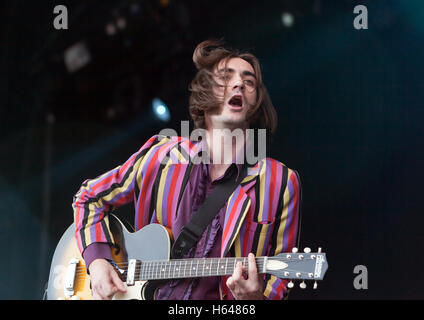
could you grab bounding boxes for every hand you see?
[88,259,126,300]
[226,253,264,300]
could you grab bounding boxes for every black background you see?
[1,0,423,299]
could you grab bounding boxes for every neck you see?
[135,256,267,281]
[204,125,249,169]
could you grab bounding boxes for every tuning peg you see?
[318,247,322,253]
[288,281,294,288]
[313,281,318,290]
[303,247,311,253]
[291,247,298,253]
[299,281,306,289]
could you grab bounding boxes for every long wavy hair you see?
[188,39,278,138]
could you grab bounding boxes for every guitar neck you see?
[136,257,266,281]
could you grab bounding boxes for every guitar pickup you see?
[126,259,141,286]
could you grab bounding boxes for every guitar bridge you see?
[64,258,79,298]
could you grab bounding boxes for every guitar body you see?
[46,215,171,300]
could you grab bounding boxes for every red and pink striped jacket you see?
[72,135,301,300]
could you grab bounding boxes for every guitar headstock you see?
[265,247,328,289]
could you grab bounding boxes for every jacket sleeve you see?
[263,168,301,300]
[71,135,160,256]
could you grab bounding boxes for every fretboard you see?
[135,257,268,281]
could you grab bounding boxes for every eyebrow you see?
[217,67,256,79]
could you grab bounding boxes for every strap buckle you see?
[171,226,199,259]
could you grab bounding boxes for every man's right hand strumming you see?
[88,259,127,300]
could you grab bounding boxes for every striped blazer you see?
[72,134,301,300]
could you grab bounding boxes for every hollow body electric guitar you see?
[46,215,328,300]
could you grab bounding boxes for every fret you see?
[167,261,171,278]
[225,258,229,275]
[172,261,176,279]
[205,258,209,275]
[141,260,145,280]
[168,261,171,278]
[196,259,199,277]
[190,260,193,277]
[162,261,167,279]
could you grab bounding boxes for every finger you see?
[101,281,117,300]
[91,290,102,300]
[91,280,107,300]
[110,270,127,292]
[247,253,258,281]
[226,276,235,290]
[232,261,244,283]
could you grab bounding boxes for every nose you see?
[231,76,245,91]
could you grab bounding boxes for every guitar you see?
[46,215,328,300]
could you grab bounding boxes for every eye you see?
[223,73,232,81]
[243,79,255,86]
[217,72,231,82]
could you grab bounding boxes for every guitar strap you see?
[171,162,249,259]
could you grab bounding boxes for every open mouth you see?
[228,95,243,108]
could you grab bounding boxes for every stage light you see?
[105,23,117,36]
[152,98,171,122]
[116,17,127,30]
[281,12,294,28]
[64,41,91,73]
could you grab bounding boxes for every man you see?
[72,40,301,300]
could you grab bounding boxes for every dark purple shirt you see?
[83,161,242,300]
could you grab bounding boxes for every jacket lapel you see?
[154,139,196,228]
[220,165,260,257]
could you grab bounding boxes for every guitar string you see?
[72,261,315,281]
[72,256,315,274]
[71,266,315,283]
[72,257,315,275]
